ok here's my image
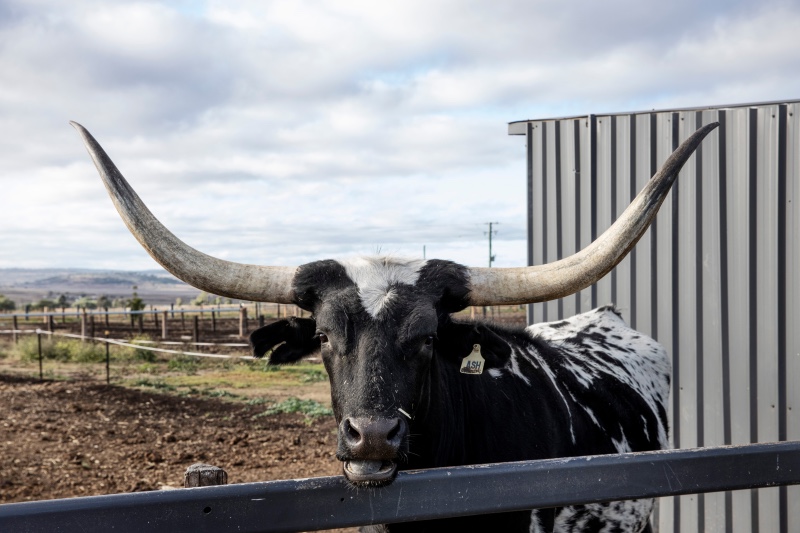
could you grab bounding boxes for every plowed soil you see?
[0,373,341,502]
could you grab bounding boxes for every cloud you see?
[0,0,798,275]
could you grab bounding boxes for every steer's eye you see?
[317,332,329,344]
[424,335,435,347]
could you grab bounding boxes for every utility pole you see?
[484,222,499,267]
[483,222,499,320]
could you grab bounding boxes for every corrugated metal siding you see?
[512,100,800,533]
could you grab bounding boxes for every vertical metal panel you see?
[632,113,654,337]
[530,122,545,324]
[755,105,781,532]
[526,123,535,326]
[653,111,678,533]
[518,99,800,532]
[558,120,579,319]
[595,116,615,308]
[699,108,727,533]
[723,106,755,533]
[676,111,700,533]
[546,121,562,322]
[578,116,594,313]
[787,102,800,533]
[613,115,633,324]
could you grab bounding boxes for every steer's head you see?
[71,120,717,487]
[249,257,472,485]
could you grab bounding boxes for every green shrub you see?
[131,378,176,391]
[298,368,327,383]
[115,337,157,362]
[18,336,105,363]
[167,355,199,374]
[256,397,332,418]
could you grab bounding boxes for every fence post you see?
[12,315,18,344]
[105,308,109,327]
[259,314,265,328]
[81,308,87,341]
[105,331,110,385]
[47,313,54,333]
[162,311,168,339]
[138,313,143,334]
[211,310,216,333]
[37,330,43,381]
[193,315,199,343]
[184,463,227,488]
[170,303,174,319]
[239,307,248,338]
[181,310,185,330]
[90,314,95,339]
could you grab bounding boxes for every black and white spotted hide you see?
[248,256,670,533]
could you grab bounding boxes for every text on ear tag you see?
[460,344,485,375]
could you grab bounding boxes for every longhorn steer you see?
[72,121,718,532]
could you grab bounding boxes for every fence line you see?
[1,441,798,532]
[1,329,250,360]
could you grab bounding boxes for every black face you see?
[250,258,471,486]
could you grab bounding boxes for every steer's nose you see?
[342,417,405,458]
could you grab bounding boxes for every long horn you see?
[71,121,297,303]
[468,121,719,306]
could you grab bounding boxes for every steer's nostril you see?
[386,418,401,441]
[344,419,362,443]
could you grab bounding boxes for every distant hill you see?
[0,268,183,287]
[0,268,201,306]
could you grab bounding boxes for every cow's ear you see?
[249,317,320,364]
[437,322,511,369]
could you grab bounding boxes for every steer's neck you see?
[403,324,568,471]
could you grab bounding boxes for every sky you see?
[1,0,799,273]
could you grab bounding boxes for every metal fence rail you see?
[1,441,798,533]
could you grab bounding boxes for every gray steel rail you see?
[1,441,798,532]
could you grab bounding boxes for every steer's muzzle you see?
[339,416,406,486]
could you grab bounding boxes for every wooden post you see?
[80,308,87,341]
[276,304,280,319]
[181,310,185,330]
[90,314,95,339]
[161,311,168,339]
[12,315,18,344]
[154,310,159,330]
[211,310,216,333]
[258,314,265,328]
[138,314,144,334]
[37,331,43,380]
[239,307,248,338]
[47,313,53,333]
[184,463,227,488]
[193,315,199,343]
[170,303,174,319]
[105,331,110,385]
[105,308,109,327]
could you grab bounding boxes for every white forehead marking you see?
[336,256,427,317]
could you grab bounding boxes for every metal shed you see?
[509,99,800,533]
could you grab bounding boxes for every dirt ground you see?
[0,373,359,531]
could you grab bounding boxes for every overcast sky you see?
[1,0,798,273]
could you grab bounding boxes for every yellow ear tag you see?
[460,344,485,375]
